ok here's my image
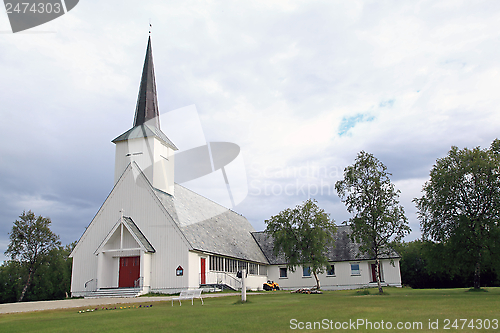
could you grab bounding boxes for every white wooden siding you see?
[70,163,191,295]
[114,137,175,196]
[267,259,401,290]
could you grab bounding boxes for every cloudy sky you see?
[1,0,500,262]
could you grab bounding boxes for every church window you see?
[248,263,258,275]
[238,261,248,272]
[351,263,360,276]
[225,258,237,273]
[209,255,224,271]
[327,264,335,276]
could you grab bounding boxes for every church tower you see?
[112,37,177,196]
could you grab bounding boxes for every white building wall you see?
[70,163,191,296]
[153,139,175,196]
[377,259,401,287]
[188,251,201,289]
[142,252,152,293]
[267,259,401,291]
[245,275,268,291]
[114,137,175,196]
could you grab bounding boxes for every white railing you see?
[134,276,144,288]
[201,272,242,290]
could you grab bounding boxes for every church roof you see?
[153,184,268,264]
[93,214,155,255]
[123,216,156,253]
[112,37,177,151]
[111,123,178,150]
[251,225,400,265]
[134,36,160,128]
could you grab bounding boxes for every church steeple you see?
[112,37,177,196]
[133,36,160,129]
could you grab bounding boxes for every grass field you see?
[1,287,499,332]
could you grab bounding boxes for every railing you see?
[134,276,144,288]
[200,272,242,290]
[85,278,97,292]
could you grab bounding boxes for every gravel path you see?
[0,292,258,314]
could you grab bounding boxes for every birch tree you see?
[265,199,336,290]
[5,211,60,302]
[335,151,410,293]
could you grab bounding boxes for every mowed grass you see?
[1,288,500,332]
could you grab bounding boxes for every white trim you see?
[94,216,149,255]
[102,248,142,253]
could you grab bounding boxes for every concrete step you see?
[84,288,141,299]
[200,283,238,291]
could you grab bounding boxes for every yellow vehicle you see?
[263,280,280,291]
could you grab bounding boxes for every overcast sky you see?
[1,1,500,262]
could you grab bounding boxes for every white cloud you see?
[1,0,500,251]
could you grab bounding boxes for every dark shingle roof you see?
[252,225,400,265]
[112,37,177,150]
[134,36,160,129]
[112,124,178,150]
[123,216,155,253]
[154,184,268,264]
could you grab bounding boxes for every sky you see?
[1,0,500,262]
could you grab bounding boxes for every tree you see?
[335,151,410,293]
[264,199,336,290]
[4,211,61,302]
[414,140,500,289]
[394,240,500,289]
[0,242,75,304]
[0,260,23,303]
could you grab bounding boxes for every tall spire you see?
[133,36,160,128]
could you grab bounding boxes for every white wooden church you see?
[69,38,402,297]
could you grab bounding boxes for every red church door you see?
[200,258,206,285]
[119,256,140,288]
[371,264,377,282]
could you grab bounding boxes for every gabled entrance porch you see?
[94,216,155,296]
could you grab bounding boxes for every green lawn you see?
[1,288,499,332]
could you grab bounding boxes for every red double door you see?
[119,256,140,288]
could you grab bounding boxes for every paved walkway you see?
[0,292,256,314]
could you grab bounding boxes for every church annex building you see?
[69,38,402,297]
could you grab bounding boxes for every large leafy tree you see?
[335,151,410,293]
[265,199,336,290]
[0,242,74,304]
[414,140,500,289]
[4,211,60,302]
